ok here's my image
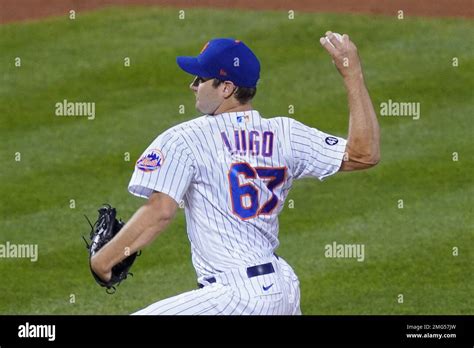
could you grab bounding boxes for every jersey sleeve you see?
[289,119,347,180]
[128,131,194,204]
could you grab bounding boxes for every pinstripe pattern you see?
[132,256,301,315]
[128,110,345,315]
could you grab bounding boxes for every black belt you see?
[198,262,275,288]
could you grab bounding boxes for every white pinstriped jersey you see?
[128,110,347,280]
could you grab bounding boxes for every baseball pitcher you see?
[90,32,380,314]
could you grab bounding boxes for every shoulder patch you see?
[325,136,339,146]
[136,149,165,172]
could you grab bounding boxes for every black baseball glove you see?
[83,204,139,293]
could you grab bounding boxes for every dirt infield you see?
[1,0,473,24]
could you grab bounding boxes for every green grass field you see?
[0,6,472,314]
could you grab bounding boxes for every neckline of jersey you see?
[206,109,261,120]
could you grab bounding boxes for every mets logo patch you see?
[136,149,164,172]
[325,136,339,146]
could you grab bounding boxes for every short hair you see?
[212,79,257,105]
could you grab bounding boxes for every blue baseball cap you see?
[176,38,260,88]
